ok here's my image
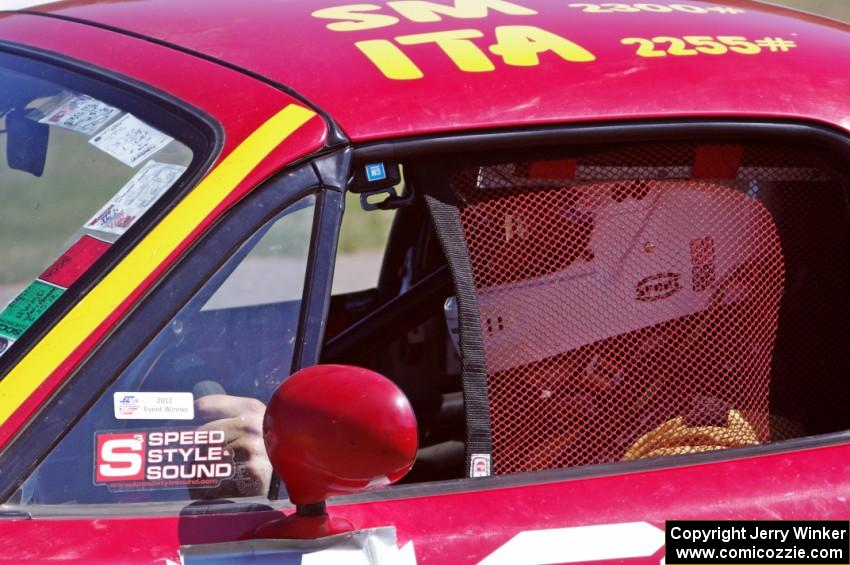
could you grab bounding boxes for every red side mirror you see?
[254,365,418,539]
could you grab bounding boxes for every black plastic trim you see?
[294,190,345,367]
[291,150,351,367]
[312,148,353,192]
[0,40,222,379]
[0,507,31,520]
[324,427,850,505]
[1,498,279,519]
[322,265,451,362]
[352,119,850,163]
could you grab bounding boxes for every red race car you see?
[1,0,850,562]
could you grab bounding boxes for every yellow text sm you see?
[313,0,537,32]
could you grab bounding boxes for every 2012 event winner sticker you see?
[114,392,194,420]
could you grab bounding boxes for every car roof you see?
[15,0,850,141]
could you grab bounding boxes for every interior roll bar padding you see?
[322,265,452,362]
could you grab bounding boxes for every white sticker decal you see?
[3,1,63,8]
[95,429,234,490]
[89,114,173,167]
[478,521,665,565]
[470,453,491,478]
[181,527,417,565]
[39,94,121,135]
[86,160,187,235]
[113,392,195,420]
[0,336,14,357]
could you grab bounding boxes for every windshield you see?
[0,51,196,358]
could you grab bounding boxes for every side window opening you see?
[330,139,850,484]
[436,142,850,476]
[324,192,397,346]
[326,189,466,484]
[332,192,395,296]
[15,196,315,505]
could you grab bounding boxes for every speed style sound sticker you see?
[94,429,234,491]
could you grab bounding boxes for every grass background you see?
[338,193,396,254]
[765,0,850,22]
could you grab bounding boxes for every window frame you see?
[330,118,850,500]
[0,154,345,506]
[0,40,222,374]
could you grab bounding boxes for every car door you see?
[0,159,346,553]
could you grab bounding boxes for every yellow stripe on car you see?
[0,103,317,424]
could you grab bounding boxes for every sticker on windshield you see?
[94,429,235,491]
[0,336,14,358]
[89,114,174,167]
[0,280,64,340]
[86,160,188,235]
[39,94,121,135]
[114,392,194,420]
[40,235,111,289]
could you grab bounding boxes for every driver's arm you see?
[194,394,272,497]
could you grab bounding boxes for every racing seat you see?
[424,143,799,475]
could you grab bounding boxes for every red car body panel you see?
[28,0,850,140]
[0,13,328,448]
[3,441,850,562]
[2,2,850,564]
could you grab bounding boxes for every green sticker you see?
[0,280,64,339]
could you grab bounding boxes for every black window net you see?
[430,142,850,475]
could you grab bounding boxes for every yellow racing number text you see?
[315,0,537,31]
[356,25,595,79]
